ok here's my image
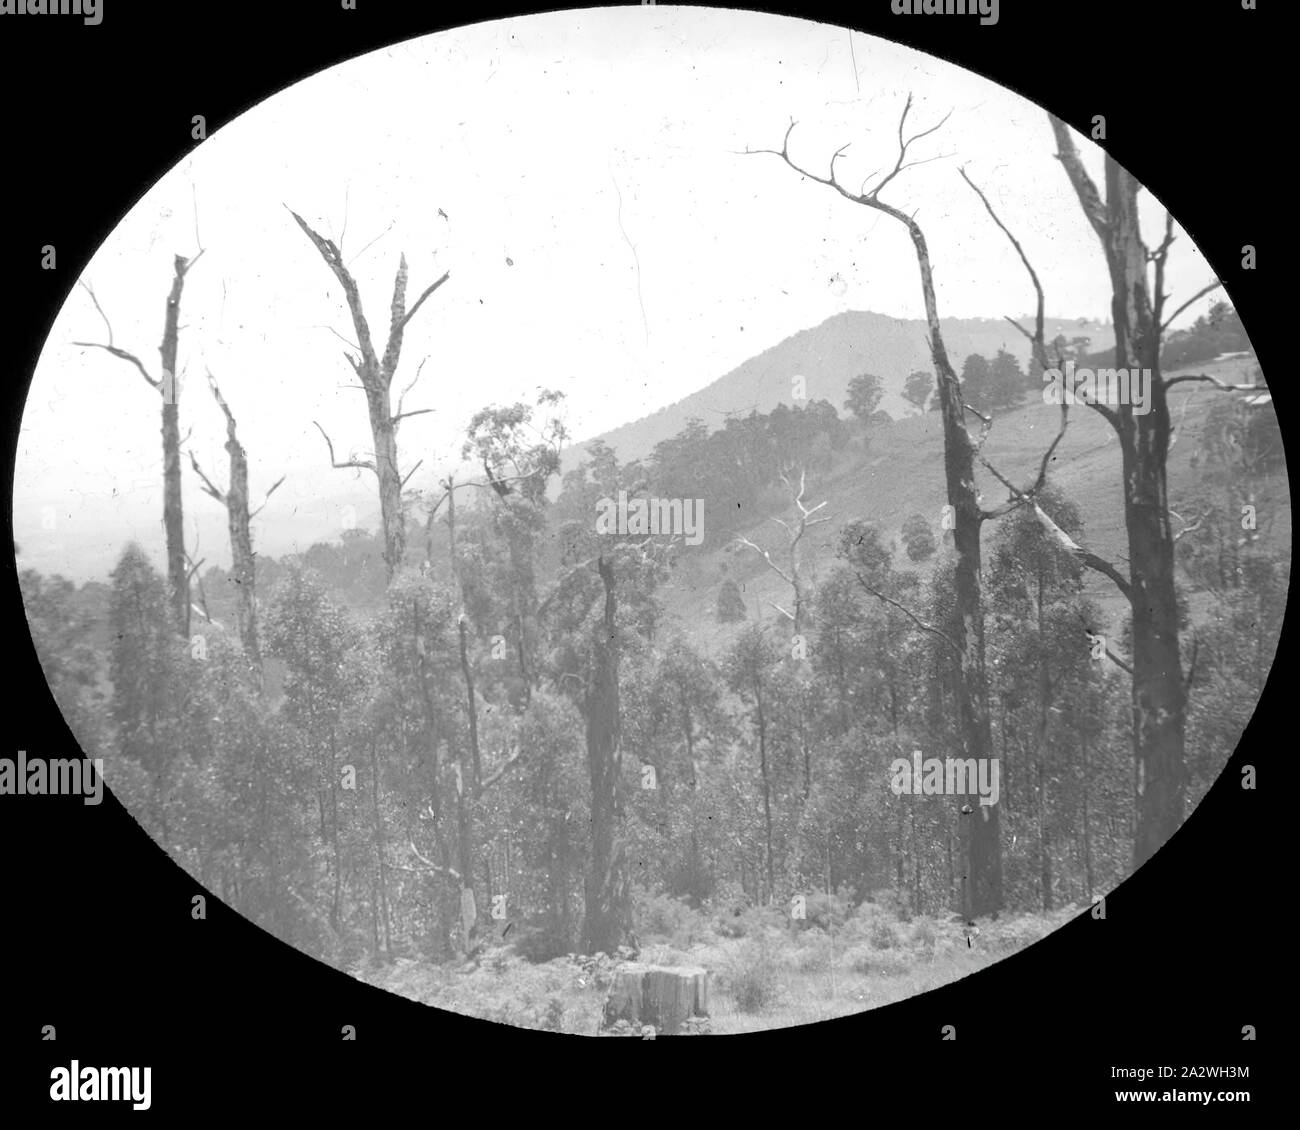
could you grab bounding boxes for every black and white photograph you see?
[0,0,1280,1107]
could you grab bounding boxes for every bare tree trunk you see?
[1081,737,1095,904]
[754,683,774,905]
[910,802,921,913]
[189,373,283,686]
[76,254,200,634]
[751,104,1001,918]
[159,257,193,635]
[457,617,482,790]
[1036,758,1052,912]
[1048,119,1187,868]
[329,726,341,932]
[1036,575,1053,912]
[454,762,476,954]
[581,556,631,954]
[290,211,448,579]
[737,466,828,635]
[368,737,391,961]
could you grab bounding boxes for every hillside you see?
[564,310,1112,471]
[635,353,1279,658]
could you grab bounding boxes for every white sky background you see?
[15,6,1220,580]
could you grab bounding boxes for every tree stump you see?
[602,964,709,1035]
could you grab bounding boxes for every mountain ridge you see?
[564,309,1112,471]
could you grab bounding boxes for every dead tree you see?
[75,252,203,635]
[1041,117,1261,868]
[289,209,446,579]
[188,370,284,685]
[748,97,1002,919]
[736,466,830,635]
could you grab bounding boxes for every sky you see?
[13,5,1221,581]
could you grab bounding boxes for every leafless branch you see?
[1160,280,1224,336]
[313,420,375,473]
[392,409,434,426]
[979,404,1069,520]
[1151,212,1176,328]
[1169,509,1206,542]
[1164,371,1266,392]
[394,357,427,421]
[745,96,953,216]
[405,840,461,882]
[959,165,1048,375]
[73,281,160,390]
[479,743,524,794]
[399,459,424,490]
[766,600,795,623]
[250,476,286,520]
[318,324,361,352]
[188,450,225,502]
[1049,116,1109,239]
[1035,503,1133,600]
[347,219,395,268]
[853,573,960,655]
[736,536,794,588]
[399,270,451,333]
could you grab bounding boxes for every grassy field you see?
[354,897,1084,1035]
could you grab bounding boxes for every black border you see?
[0,1,1283,1112]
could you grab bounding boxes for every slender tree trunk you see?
[160,257,194,636]
[454,764,476,953]
[754,682,774,905]
[1036,573,1053,912]
[581,556,631,953]
[365,384,406,577]
[910,802,921,913]
[329,727,341,931]
[1081,738,1095,903]
[369,737,390,960]
[1036,759,1052,912]
[457,617,482,789]
[189,375,278,686]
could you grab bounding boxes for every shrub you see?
[843,944,911,978]
[513,922,571,964]
[724,939,781,1013]
[909,917,937,952]
[716,580,747,623]
[715,902,786,940]
[802,889,851,932]
[635,889,715,948]
[542,996,565,1032]
[792,928,836,973]
[869,918,898,950]
[873,887,913,923]
[638,942,695,968]
[987,914,1051,953]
